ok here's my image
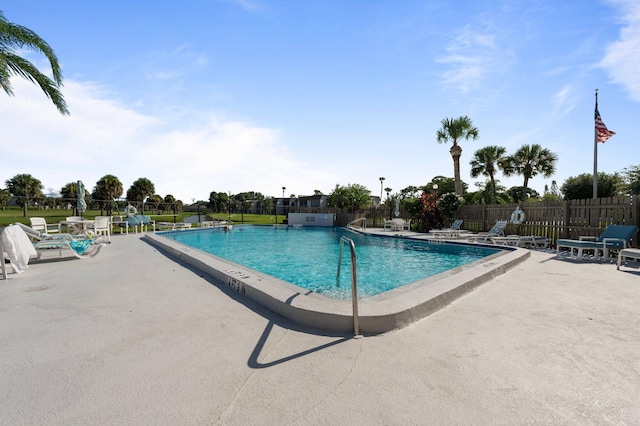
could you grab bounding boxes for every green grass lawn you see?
[0,208,285,228]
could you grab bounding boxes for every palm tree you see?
[0,11,68,114]
[5,173,43,216]
[126,178,155,205]
[93,174,123,214]
[469,145,508,204]
[436,116,479,196]
[503,144,558,198]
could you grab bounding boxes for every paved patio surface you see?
[1,233,640,425]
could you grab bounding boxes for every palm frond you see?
[3,51,68,114]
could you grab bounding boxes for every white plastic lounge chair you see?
[617,248,640,270]
[156,222,177,231]
[467,220,509,242]
[489,235,522,246]
[29,217,61,234]
[490,235,548,249]
[33,237,106,259]
[556,225,638,260]
[430,219,469,238]
[436,219,463,231]
[10,223,107,260]
[12,222,74,242]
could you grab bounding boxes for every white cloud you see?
[600,0,640,101]
[436,24,512,93]
[552,85,575,116]
[0,78,333,201]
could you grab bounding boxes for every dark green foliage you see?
[507,186,539,203]
[438,192,463,220]
[561,172,623,200]
[126,178,155,202]
[429,176,463,195]
[470,145,508,204]
[328,184,371,212]
[5,173,43,216]
[92,175,123,214]
[502,144,558,197]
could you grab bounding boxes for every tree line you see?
[1,174,180,216]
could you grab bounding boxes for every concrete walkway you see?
[1,234,640,425]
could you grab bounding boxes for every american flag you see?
[595,105,615,143]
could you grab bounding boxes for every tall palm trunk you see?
[490,175,497,204]
[450,144,463,196]
[522,175,530,197]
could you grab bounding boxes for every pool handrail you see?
[337,235,362,337]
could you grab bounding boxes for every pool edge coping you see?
[144,229,530,334]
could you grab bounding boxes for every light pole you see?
[379,177,385,206]
[282,187,287,223]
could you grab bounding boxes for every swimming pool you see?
[162,226,501,299]
[145,226,529,333]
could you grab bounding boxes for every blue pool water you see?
[162,226,501,299]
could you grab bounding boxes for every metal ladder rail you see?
[337,236,362,337]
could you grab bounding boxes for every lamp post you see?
[282,187,287,224]
[379,177,385,205]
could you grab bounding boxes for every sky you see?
[1,0,638,202]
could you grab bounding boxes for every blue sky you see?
[1,0,638,202]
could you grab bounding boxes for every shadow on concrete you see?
[145,240,358,368]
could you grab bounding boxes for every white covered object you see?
[1,224,37,274]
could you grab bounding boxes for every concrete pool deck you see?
[2,232,640,424]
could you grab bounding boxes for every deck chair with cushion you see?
[556,224,638,260]
[29,217,61,235]
[32,237,106,259]
[11,223,107,259]
[467,220,509,243]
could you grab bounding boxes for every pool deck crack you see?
[215,327,290,423]
[285,338,365,425]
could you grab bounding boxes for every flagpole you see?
[593,89,598,199]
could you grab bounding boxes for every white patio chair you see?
[89,216,111,241]
[29,217,61,234]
